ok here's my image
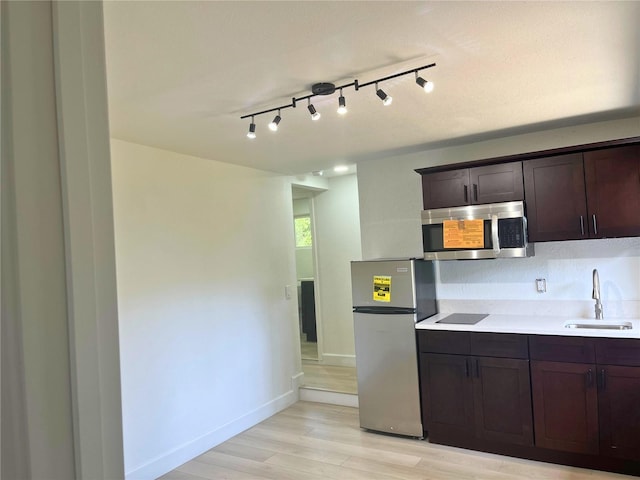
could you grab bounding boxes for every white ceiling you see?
[103,1,640,176]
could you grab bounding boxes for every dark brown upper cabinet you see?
[523,153,587,242]
[584,145,640,238]
[524,146,640,242]
[422,161,524,209]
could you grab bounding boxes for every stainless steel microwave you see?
[421,201,534,260]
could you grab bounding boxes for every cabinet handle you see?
[475,358,480,378]
[586,369,594,388]
[601,368,606,390]
[465,358,470,377]
[463,185,469,203]
[592,214,598,235]
[473,184,478,202]
[580,216,585,236]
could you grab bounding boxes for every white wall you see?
[2,2,124,478]
[293,197,311,216]
[2,4,75,477]
[314,174,362,364]
[110,139,301,479]
[293,198,314,280]
[357,117,640,318]
[295,249,315,281]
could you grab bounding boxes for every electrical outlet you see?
[535,278,547,293]
[285,285,293,300]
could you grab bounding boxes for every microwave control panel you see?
[498,218,525,248]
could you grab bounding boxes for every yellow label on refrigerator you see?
[443,219,485,248]
[373,275,391,302]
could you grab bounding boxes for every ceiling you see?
[103,1,640,176]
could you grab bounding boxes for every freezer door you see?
[351,260,416,309]
[353,311,423,437]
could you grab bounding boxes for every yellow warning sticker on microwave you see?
[373,276,391,302]
[443,219,484,248]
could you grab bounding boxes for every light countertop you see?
[416,312,640,339]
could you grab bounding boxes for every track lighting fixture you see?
[307,99,321,121]
[375,82,392,106]
[240,62,436,138]
[415,72,434,93]
[246,116,256,139]
[268,110,281,131]
[337,89,347,115]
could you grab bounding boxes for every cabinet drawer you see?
[470,332,528,359]
[529,335,596,363]
[596,338,640,366]
[417,330,470,355]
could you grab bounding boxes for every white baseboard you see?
[320,353,356,367]
[125,388,297,480]
[291,371,304,391]
[299,387,359,408]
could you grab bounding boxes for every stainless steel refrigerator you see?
[351,258,437,438]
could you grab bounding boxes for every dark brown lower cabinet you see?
[474,357,533,446]
[530,336,640,461]
[530,360,599,454]
[598,365,640,460]
[420,353,474,438]
[418,330,640,476]
[421,353,533,446]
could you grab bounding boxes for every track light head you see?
[247,118,256,139]
[415,72,434,93]
[337,89,347,115]
[307,100,321,121]
[268,111,281,131]
[375,83,392,106]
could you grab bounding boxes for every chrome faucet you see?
[592,269,603,319]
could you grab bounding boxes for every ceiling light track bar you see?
[240,62,436,121]
[356,62,436,90]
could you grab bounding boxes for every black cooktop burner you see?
[436,313,488,325]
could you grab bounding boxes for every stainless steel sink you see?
[564,321,633,330]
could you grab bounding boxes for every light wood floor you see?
[300,333,358,394]
[301,361,357,394]
[300,336,318,360]
[159,402,633,480]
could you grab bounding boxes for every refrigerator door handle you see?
[353,306,417,315]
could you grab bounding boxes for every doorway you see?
[291,174,361,395]
[292,191,319,361]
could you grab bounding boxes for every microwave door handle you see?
[491,215,501,255]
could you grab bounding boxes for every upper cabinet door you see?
[523,153,587,242]
[422,169,469,209]
[470,162,524,205]
[422,161,524,209]
[584,145,640,239]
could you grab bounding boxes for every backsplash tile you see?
[435,237,640,318]
[437,299,640,319]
